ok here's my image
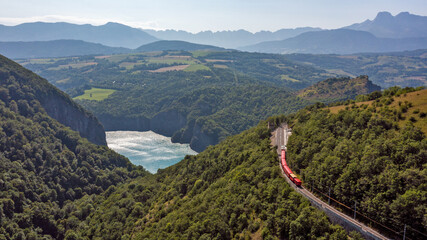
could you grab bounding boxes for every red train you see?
[281,147,302,186]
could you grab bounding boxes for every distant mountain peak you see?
[143,27,322,49]
[0,21,158,48]
[396,11,410,16]
[344,11,427,38]
[104,22,127,27]
[375,11,393,19]
[135,40,225,52]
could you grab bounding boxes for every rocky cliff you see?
[98,110,216,152]
[0,54,107,145]
[40,92,107,145]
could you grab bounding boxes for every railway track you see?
[273,124,388,240]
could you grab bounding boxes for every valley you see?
[0,5,426,240]
[16,48,426,153]
[18,50,330,152]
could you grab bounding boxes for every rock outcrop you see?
[98,110,216,152]
[40,93,107,145]
[0,54,107,145]
[298,75,381,102]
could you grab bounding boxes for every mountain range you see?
[0,40,225,59]
[143,27,322,49]
[241,11,427,54]
[0,22,158,48]
[135,40,225,52]
[345,11,427,38]
[1,11,427,57]
[0,40,131,59]
[240,29,427,54]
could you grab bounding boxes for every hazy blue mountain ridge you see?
[0,40,132,59]
[0,22,158,48]
[142,27,322,48]
[0,40,227,59]
[1,11,427,57]
[345,11,427,38]
[135,40,226,52]
[240,29,427,54]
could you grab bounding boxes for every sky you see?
[1,0,426,33]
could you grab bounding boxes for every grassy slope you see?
[328,89,427,135]
[183,64,211,72]
[74,87,117,101]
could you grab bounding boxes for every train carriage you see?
[280,148,302,186]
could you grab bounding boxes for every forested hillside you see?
[0,56,148,239]
[0,55,351,239]
[298,76,381,102]
[18,51,324,151]
[286,87,426,239]
[18,49,426,151]
[0,55,107,145]
[57,119,352,240]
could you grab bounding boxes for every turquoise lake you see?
[106,131,197,173]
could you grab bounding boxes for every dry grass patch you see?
[48,62,97,70]
[213,64,228,69]
[390,89,427,134]
[205,59,233,63]
[149,65,190,72]
[328,89,427,134]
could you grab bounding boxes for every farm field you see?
[149,64,190,72]
[183,64,210,72]
[73,87,116,101]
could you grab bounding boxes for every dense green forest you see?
[0,54,353,239]
[3,52,426,239]
[286,87,427,239]
[55,119,353,240]
[0,56,148,239]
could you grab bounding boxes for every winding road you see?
[272,124,388,240]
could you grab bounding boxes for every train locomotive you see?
[281,147,302,186]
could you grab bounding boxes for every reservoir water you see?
[106,131,197,173]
